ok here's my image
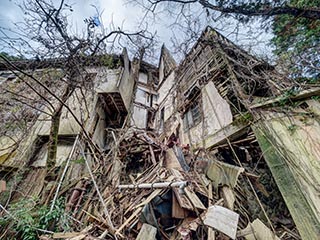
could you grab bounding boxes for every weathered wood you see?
[207,228,216,240]
[250,87,320,109]
[115,207,143,235]
[221,186,235,210]
[149,145,157,166]
[52,232,83,239]
[136,223,157,240]
[204,205,239,240]
[165,148,183,170]
[201,122,249,149]
[118,181,187,190]
[172,192,188,219]
[184,187,206,210]
[134,189,163,209]
[0,180,6,192]
[237,219,280,240]
[253,120,320,240]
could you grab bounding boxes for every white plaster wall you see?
[158,71,175,104]
[131,105,147,129]
[119,50,134,110]
[181,117,203,146]
[202,81,233,134]
[92,106,107,150]
[37,89,93,136]
[138,72,148,84]
[95,68,121,93]
[135,87,148,106]
[159,57,164,84]
[180,81,233,147]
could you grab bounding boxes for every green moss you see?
[253,125,320,239]
[47,114,60,169]
[233,112,253,126]
[287,124,298,134]
[100,55,116,68]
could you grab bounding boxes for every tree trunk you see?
[46,84,74,169]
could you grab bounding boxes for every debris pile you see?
[4,128,298,240]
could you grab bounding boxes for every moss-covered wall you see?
[253,110,320,240]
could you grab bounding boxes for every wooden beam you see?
[250,88,320,109]
[253,125,320,240]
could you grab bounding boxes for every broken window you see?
[182,85,202,131]
[183,100,201,131]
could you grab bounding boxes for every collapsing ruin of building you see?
[0,26,320,239]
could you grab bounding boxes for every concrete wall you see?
[95,67,122,93]
[158,71,175,104]
[92,104,107,150]
[180,81,232,147]
[131,105,147,129]
[139,72,148,84]
[254,107,320,240]
[154,71,176,133]
[119,49,134,110]
[159,57,164,84]
[36,89,93,136]
[154,77,233,148]
[130,70,158,129]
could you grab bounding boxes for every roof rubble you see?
[0,126,299,239]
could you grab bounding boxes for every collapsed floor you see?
[0,126,301,240]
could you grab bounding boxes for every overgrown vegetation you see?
[272,0,320,80]
[0,197,68,240]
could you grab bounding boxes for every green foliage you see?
[100,55,115,68]
[287,124,298,134]
[275,87,299,107]
[72,157,85,164]
[0,52,25,61]
[99,55,121,69]
[0,197,68,239]
[234,112,253,126]
[272,0,320,80]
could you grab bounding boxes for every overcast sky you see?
[0,0,274,63]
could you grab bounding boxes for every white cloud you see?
[0,0,273,62]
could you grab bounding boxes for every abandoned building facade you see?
[0,27,320,239]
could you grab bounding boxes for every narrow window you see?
[160,107,165,132]
[183,98,202,131]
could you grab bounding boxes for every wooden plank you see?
[207,228,215,240]
[204,205,239,240]
[115,207,143,235]
[149,145,157,166]
[237,219,280,240]
[134,189,163,209]
[172,192,188,219]
[208,182,213,206]
[53,232,83,239]
[0,180,6,192]
[201,122,249,149]
[250,87,320,109]
[165,148,183,170]
[173,188,193,210]
[68,235,86,240]
[221,186,235,210]
[136,223,157,240]
[184,187,206,210]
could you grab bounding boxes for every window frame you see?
[183,97,202,131]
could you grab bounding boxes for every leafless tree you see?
[0,0,155,171]
[129,0,319,73]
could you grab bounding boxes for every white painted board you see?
[204,205,239,239]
